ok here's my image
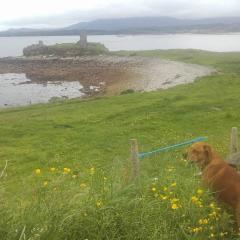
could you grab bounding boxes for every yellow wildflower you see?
[191,196,198,202]
[90,167,95,175]
[203,219,208,224]
[197,189,204,195]
[209,233,215,238]
[171,182,177,187]
[220,232,228,237]
[209,211,217,218]
[35,169,41,175]
[171,203,178,210]
[152,187,157,192]
[80,183,87,188]
[192,227,202,233]
[160,195,168,200]
[163,187,168,191]
[171,198,179,203]
[50,167,56,172]
[96,201,102,208]
[196,201,203,208]
[43,181,48,186]
[167,167,175,172]
[210,202,216,209]
[63,168,71,174]
[199,218,208,225]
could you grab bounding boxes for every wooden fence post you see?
[227,127,240,167]
[230,127,238,155]
[130,139,140,180]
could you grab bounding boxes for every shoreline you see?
[0,55,215,108]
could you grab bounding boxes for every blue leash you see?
[138,137,207,159]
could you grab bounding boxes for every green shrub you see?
[120,89,135,95]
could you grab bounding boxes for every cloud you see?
[1,0,240,29]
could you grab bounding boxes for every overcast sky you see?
[0,0,240,30]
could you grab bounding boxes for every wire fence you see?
[130,127,239,180]
[138,137,207,160]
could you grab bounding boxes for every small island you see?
[23,32,109,57]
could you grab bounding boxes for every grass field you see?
[1,49,240,239]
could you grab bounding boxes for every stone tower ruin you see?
[80,31,87,49]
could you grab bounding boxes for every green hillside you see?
[1,50,240,239]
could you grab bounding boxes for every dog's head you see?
[184,142,213,168]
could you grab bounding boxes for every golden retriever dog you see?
[185,142,240,229]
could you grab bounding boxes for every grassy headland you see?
[23,42,108,57]
[1,50,240,239]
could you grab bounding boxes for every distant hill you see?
[1,17,240,36]
[66,17,240,31]
[65,17,193,31]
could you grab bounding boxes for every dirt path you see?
[0,55,215,96]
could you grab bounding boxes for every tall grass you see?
[0,152,235,239]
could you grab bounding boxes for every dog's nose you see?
[183,153,187,159]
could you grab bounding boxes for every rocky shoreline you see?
[0,55,215,97]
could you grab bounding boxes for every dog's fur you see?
[186,142,240,228]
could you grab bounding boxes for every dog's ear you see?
[203,144,212,165]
